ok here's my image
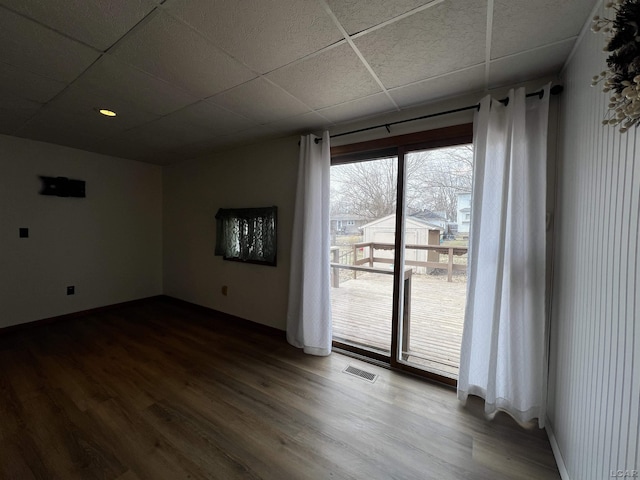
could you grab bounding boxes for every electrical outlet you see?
[221,285,228,296]
[67,286,75,295]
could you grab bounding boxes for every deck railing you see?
[331,242,467,286]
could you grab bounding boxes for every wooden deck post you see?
[352,244,358,279]
[447,247,454,282]
[331,247,340,288]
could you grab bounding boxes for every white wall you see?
[163,136,298,330]
[0,134,163,327]
[548,1,640,478]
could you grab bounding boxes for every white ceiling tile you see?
[96,139,183,164]
[118,116,220,150]
[16,106,136,143]
[317,93,396,123]
[90,134,162,161]
[15,110,110,150]
[0,113,27,135]
[109,11,256,98]
[210,78,310,124]
[2,95,42,111]
[265,111,331,134]
[169,136,247,161]
[354,0,487,89]
[163,101,257,136]
[488,40,574,89]
[0,8,100,82]
[76,56,198,116]
[326,0,433,35]
[164,0,343,73]
[491,0,593,59]
[266,43,381,110]
[0,0,594,165]
[135,151,185,165]
[0,62,67,103]
[389,65,486,108]
[0,0,157,51]
[208,126,283,151]
[46,83,159,130]
[157,125,282,160]
[0,96,41,135]
[91,123,212,164]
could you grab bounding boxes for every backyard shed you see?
[360,214,443,270]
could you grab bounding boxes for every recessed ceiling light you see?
[97,108,117,117]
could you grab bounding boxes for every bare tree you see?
[406,145,473,221]
[330,145,473,223]
[331,157,395,220]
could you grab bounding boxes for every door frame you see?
[331,124,473,387]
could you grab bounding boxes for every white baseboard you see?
[546,418,571,480]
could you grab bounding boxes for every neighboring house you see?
[330,214,367,236]
[457,192,472,234]
[410,209,448,230]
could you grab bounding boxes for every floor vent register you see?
[342,365,378,383]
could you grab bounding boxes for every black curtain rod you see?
[312,84,564,143]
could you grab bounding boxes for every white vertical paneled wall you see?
[549,1,640,479]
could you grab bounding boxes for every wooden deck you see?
[331,271,466,378]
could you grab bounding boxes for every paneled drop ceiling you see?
[0,0,596,165]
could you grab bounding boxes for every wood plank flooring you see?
[0,298,560,479]
[331,272,466,377]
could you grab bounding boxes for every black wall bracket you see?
[39,176,86,198]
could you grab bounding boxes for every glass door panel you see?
[330,156,397,355]
[398,145,473,379]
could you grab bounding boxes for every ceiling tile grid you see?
[0,63,68,104]
[389,65,486,108]
[490,0,595,60]
[108,11,256,99]
[266,43,383,110]
[0,0,596,164]
[488,39,576,89]
[163,0,344,74]
[74,56,199,116]
[45,83,160,130]
[265,111,333,135]
[14,108,117,151]
[0,7,100,82]
[0,0,157,51]
[0,96,42,135]
[209,77,312,125]
[317,92,397,124]
[161,100,258,137]
[325,0,437,35]
[353,0,487,89]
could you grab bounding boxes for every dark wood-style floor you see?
[0,298,560,480]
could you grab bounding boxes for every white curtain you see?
[458,85,550,427]
[286,131,332,356]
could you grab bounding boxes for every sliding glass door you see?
[329,125,473,384]
[330,155,398,356]
[397,145,472,378]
